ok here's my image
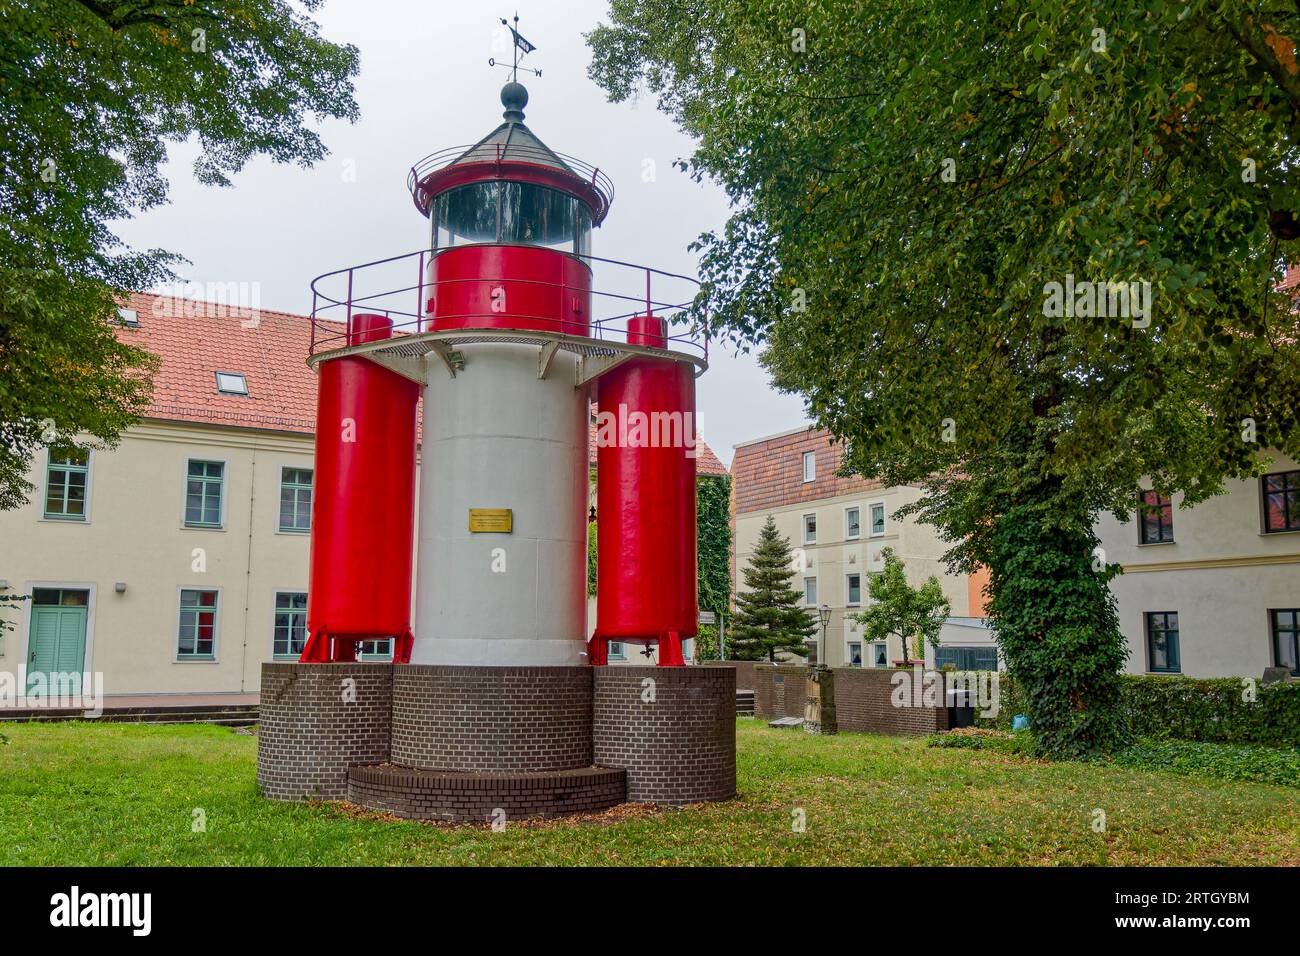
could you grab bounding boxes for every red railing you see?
[307,248,708,362]
[407,143,615,216]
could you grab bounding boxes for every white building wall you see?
[0,423,317,695]
[733,486,978,668]
[1095,451,1300,678]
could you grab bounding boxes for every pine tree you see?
[731,516,815,662]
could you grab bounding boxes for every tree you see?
[730,516,815,662]
[853,549,951,664]
[0,1,360,510]
[588,2,1300,757]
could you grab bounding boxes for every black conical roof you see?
[449,83,576,174]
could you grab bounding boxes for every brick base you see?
[391,665,593,773]
[259,661,740,817]
[347,763,626,822]
[593,666,736,805]
[257,662,393,800]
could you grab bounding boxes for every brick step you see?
[735,690,755,717]
[348,763,627,823]
[0,710,84,722]
[92,714,258,726]
[1,706,258,725]
[88,709,258,725]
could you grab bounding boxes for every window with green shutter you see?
[278,468,313,532]
[185,460,224,528]
[44,447,89,520]
[273,592,308,658]
[177,589,218,659]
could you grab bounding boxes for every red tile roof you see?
[586,422,727,476]
[116,291,728,473]
[118,292,319,432]
[731,427,884,514]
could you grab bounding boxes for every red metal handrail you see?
[307,247,709,363]
[407,143,615,216]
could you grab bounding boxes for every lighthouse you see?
[258,34,736,819]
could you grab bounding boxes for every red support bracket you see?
[657,630,685,667]
[393,627,414,665]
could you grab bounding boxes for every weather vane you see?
[489,13,541,82]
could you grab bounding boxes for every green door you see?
[28,604,87,696]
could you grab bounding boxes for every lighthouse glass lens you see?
[434,181,591,256]
[435,182,500,246]
[500,182,583,252]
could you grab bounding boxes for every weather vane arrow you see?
[488,13,542,81]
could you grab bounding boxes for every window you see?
[802,451,816,483]
[934,646,999,670]
[846,507,860,539]
[1262,470,1300,533]
[871,642,888,668]
[178,589,218,660]
[279,468,313,532]
[185,460,224,527]
[44,446,89,520]
[1145,611,1180,673]
[846,573,862,606]
[803,513,817,544]
[359,638,393,661]
[869,502,886,536]
[272,592,308,658]
[1138,489,1174,544]
[1272,609,1299,676]
[32,588,88,607]
[433,181,592,257]
[847,642,862,667]
[117,307,138,327]
[608,640,626,661]
[804,577,818,606]
[215,371,248,395]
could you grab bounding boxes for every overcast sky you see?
[112,0,809,466]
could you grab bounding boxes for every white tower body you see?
[411,342,589,665]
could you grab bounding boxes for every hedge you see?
[975,672,1300,748]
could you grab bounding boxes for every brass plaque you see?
[468,508,513,533]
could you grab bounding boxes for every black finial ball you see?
[501,82,528,119]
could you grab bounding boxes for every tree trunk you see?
[985,481,1129,758]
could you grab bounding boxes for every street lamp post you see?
[818,603,831,666]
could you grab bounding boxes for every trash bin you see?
[946,687,975,729]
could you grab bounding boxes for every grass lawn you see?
[0,718,1296,866]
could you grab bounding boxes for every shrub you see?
[1110,740,1300,788]
[927,729,1036,756]
[977,672,1300,748]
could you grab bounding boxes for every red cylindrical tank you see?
[595,316,698,656]
[427,245,592,336]
[305,313,420,651]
